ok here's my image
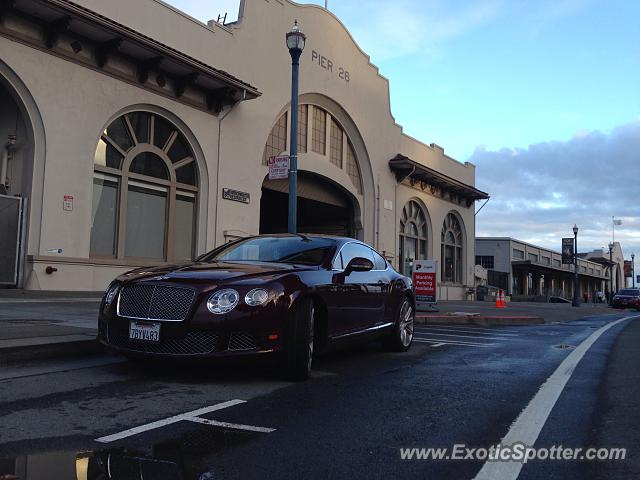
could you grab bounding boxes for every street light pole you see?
[632,253,636,288]
[572,224,580,307]
[609,242,614,305]
[286,21,306,234]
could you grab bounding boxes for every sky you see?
[168,0,639,265]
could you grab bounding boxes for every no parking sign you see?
[413,259,437,307]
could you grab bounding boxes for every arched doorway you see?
[259,172,355,237]
[260,95,373,243]
[0,64,39,287]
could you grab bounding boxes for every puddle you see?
[0,425,261,480]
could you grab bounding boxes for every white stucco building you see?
[0,0,488,297]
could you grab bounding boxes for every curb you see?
[415,315,544,326]
[0,335,103,366]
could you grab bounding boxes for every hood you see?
[118,261,314,284]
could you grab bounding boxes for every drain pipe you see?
[1,135,17,194]
[213,103,239,247]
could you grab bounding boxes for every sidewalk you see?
[0,293,102,365]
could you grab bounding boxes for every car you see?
[611,288,640,310]
[98,234,415,380]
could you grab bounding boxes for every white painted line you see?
[418,327,519,337]
[187,416,275,433]
[430,343,446,348]
[95,399,245,443]
[473,315,638,480]
[414,332,515,341]
[420,325,521,333]
[413,339,491,348]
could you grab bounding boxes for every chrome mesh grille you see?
[109,327,220,355]
[118,284,195,321]
[228,331,257,351]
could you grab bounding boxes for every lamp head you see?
[286,20,306,52]
[573,224,578,235]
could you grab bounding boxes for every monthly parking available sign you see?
[413,260,437,306]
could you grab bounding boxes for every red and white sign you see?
[268,155,290,180]
[63,195,74,211]
[413,259,437,304]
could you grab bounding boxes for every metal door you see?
[0,194,23,285]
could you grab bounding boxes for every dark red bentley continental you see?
[98,234,415,380]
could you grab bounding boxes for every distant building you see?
[475,238,609,300]
[579,243,625,294]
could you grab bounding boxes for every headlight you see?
[207,288,239,314]
[104,283,120,306]
[245,288,269,306]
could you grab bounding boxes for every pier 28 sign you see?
[311,50,350,83]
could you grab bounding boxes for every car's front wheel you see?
[284,297,314,381]
[386,297,414,352]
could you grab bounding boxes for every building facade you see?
[476,238,609,301]
[0,0,487,297]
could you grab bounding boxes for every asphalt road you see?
[1,310,639,480]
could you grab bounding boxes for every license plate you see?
[129,321,160,343]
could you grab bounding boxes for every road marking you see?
[430,343,446,348]
[418,327,519,337]
[95,399,246,443]
[413,338,492,348]
[473,315,638,480]
[187,417,275,433]
[421,325,521,333]
[414,332,516,341]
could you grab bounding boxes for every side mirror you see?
[344,257,374,276]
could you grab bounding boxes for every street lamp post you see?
[608,242,614,305]
[572,224,580,307]
[286,21,306,234]
[632,253,636,288]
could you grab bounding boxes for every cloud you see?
[472,120,640,257]
[333,0,504,61]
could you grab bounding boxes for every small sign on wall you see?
[63,195,74,211]
[222,188,250,204]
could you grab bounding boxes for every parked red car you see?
[98,235,415,380]
[611,288,640,310]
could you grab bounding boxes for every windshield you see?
[199,236,336,266]
[618,289,640,296]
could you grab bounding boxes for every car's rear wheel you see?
[284,298,314,381]
[385,297,414,352]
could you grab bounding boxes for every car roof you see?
[252,233,356,244]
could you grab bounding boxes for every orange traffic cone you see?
[495,290,505,309]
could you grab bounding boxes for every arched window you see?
[441,213,463,283]
[261,104,362,194]
[399,200,428,275]
[90,112,198,262]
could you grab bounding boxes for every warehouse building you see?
[0,0,487,297]
[475,237,612,301]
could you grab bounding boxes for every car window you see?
[199,236,336,266]
[339,243,375,269]
[370,248,387,270]
[618,289,640,296]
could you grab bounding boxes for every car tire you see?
[385,297,414,352]
[284,297,314,381]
